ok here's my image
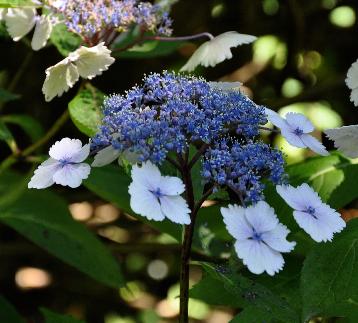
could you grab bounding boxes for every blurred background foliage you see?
[0,0,358,322]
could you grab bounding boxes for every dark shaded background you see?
[0,0,357,322]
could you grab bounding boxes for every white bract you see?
[128,161,190,224]
[346,59,358,106]
[92,145,140,167]
[3,8,53,51]
[265,108,329,156]
[28,138,91,189]
[209,81,242,91]
[276,184,346,242]
[42,42,115,101]
[325,125,358,158]
[221,201,296,276]
[180,31,257,72]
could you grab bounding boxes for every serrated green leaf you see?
[0,0,39,8]
[1,114,44,142]
[68,86,104,137]
[191,262,300,323]
[41,308,86,323]
[84,164,182,241]
[50,23,81,57]
[0,175,124,288]
[301,219,358,322]
[0,295,25,323]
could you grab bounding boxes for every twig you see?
[188,143,209,169]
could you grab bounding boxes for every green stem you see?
[0,110,69,175]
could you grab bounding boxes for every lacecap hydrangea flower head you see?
[29,72,346,276]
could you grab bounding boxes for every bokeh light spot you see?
[147,259,169,280]
[69,202,93,221]
[15,267,52,290]
[330,6,356,28]
[281,78,303,98]
[262,0,279,15]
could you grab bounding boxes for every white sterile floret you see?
[265,108,329,156]
[4,8,52,51]
[128,161,191,224]
[180,31,257,72]
[221,201,296,276]
[31,15,53,51]
[42,42,115,101]
[325,125,358,158]
[346,59,358,106]
[276,183,346,242]
[5,8,37,41]
[28,138,91,189]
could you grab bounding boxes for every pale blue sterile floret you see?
[92,72,285,203]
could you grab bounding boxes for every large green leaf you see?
[0,296,25,323]
[68,86,104,137]
[0,174,124,288]
[0,119,16,151]
[190,263,300,323]
[0,88,20,103]
[1,114,44,142]
[41,308,86,323]
[0,0,39,8]
[84,165,182,241]
[230,306,273,323]
[301,219,358,322]
[50,23,81,57]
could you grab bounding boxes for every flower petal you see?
[265,108,287,129]
[244,201,278,233]
[300,134,329,156]
[42,58,79,102]
[131,161,161,191]
[31,14,52,51]
[74,42,115,79]
[346,59,358,90]
[261,223,296,253]
[128,183,165,221]
[5,8,36,41]
[92,145,121,167]
[49,138,84,161]
[159,176,185,195]
[160,195,191,224]
[180,31,256,72]
[293,210,334,242]
[221,204,253,240]
[28,158,58,189]
[52,163,90,188]
[280,127,306,148]
[285,112,314,133]
[234,239,284,276]
[325,125,358,158]
[70,143,90,163]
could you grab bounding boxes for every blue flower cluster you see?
[203,139,285,203]
[92,72,285,203]
[51,0,173,38]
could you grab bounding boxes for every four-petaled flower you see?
[180,31,256,72]
[346,58,358,106]
[265,108,328,156]
[28,138,91,189]
[221,201,296,276]
[276,183,346,242]
[128,161,191,224]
